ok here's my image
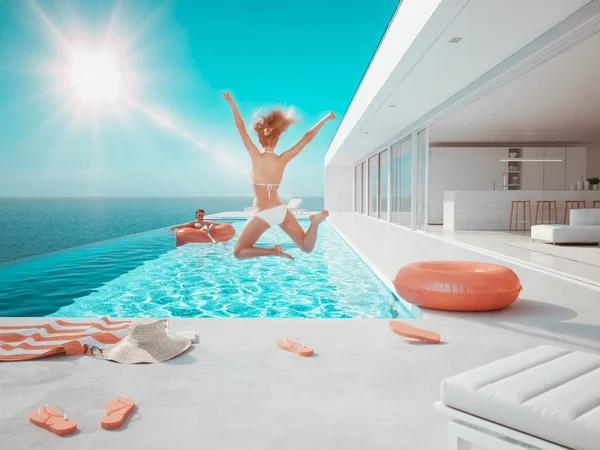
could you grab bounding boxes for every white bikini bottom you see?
[253,204,288,227]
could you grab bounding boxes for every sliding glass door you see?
[379,149,389,221]
[362,162,368,214]
[368,154,379,217]
[354,165,362,213]
[415,129,429,231]
[391,142,401,224]
[401,143,412,228]
[391,137,412,227]
[352,128,428,230]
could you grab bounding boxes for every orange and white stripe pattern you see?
[0,317,164,362]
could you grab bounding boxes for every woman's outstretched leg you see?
[233,217,293,260]
[201,224,217,243]
[279,210,329,253]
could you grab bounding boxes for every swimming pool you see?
[0,220,415,318]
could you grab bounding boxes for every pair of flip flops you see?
[276,322,440,358]
[29,396,135,436]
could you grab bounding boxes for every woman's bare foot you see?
[273,245,294,260]
[310,210,329,226]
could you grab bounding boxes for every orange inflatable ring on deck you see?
[393,261,522,312]
[175,224,236,247]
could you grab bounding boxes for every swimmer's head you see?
[253,108,297,150]
[196,209,205,220]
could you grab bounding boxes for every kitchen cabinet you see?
[543,147,566,190]
[520,147,544,190]
[565,146,587,187]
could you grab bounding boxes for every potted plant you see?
[588,177,600,190]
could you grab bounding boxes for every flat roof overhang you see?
[324,0,595,167]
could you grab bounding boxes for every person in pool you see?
[169,209,218,243]
[223,91,334,260]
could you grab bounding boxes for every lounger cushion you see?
[441,345,600,450]
[571,209,600,226]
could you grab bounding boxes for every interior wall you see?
[325,164,354,212]
[428,147,507,224]
[587,144,600,178]
[427,144,595,224]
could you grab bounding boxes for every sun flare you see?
[66,49,122,104]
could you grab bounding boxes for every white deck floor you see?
[2,212,600,450]
[426,225,600,288]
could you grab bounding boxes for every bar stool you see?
[509,200,532,231]
[564,200,586,224]
[535,200,557,225]
[594,201,600,208]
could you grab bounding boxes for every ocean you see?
[0,197,324,265]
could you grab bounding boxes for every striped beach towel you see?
[0,317,167,362]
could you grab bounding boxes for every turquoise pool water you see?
[0,220,413,319]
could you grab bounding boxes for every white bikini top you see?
[249,173,280,199]
[249,150,280,199]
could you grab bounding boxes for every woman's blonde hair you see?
[253,108,297,149]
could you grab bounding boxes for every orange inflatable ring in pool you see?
[175,224,236,247]
[393,261,522,312]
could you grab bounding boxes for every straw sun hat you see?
[103,318,191,364]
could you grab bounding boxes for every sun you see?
[66,49,122,104]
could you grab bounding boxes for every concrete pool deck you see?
[2,212,600,449]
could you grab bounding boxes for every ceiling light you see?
[448,37,462,43]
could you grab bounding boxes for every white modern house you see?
[325,0,600,236]
[322,3,600,449]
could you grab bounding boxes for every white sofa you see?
[436,345,600,450]
[531,208,600,244]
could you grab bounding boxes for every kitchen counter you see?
[443,190,600,231]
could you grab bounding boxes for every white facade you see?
[325,0,600,234]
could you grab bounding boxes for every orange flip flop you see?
[29,405,77,436]
[277,336,314,357]
[390,321,441,344]
[100,396,135,430]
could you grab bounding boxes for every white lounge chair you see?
[286,198,303,213]
[436,345,600,450]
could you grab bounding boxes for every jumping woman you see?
[223,91,334,260]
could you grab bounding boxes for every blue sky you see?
[0,0,398,197]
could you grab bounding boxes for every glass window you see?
[391,142,402,224]
[368,154,378,217]
[390,137,413,227]
[362,162,368,214]
[379,149,389,220]
[400,142,412,227]
[354,165,362,213]
[417,130,427,230]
